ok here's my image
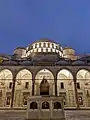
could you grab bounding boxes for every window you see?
[42,102,49,109]
[9,82,12,89]
[56,45,59,49]
[43,42,46,47]
[30,102,38,109]
[23,96,27,105]
[6,96,11,105]
[41,48,43,52]
[61,82,64,89]
[0,90,2,96]
[77,82,80,89]
[78,96,83,105]
[35,44,37,48]
[51,48,52,52]
[23,92,30,105]
[39,43,41,47]
[64,101,66,105]
[31,45,33,49]
[48,43,50,47]
[46,48,48,52]
[54,102,61,109]
[25,82,29,89]
[52,43,54,48]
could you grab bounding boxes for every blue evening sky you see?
[0,0,90,55]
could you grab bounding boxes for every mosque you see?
[0,38,90,109]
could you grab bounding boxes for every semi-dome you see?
[56,60,69,65]
[72,60,85,65]
[2,60,18,66]
[26,38,63,57]
[19,60,32,66]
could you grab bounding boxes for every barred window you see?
[9,82,12,89]
[25,82,29,89]
[6,96,11,105]
[61,82,64,89]
[77,82,80,89]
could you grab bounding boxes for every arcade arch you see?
[14,69,32,107]
[57,69,75,106]
[0,69,13,107]
[76,69,90,106]
[35,69,55,96]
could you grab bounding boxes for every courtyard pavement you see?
[0,110,90,120]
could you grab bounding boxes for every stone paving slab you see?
[0,110,89,120]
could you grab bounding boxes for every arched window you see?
[30,102,38,109]
[42,102,49,109]
[52,43,54,48]
[48,43,50,47]
[43,43,46,47]
[35,44,37,48]
[39,43,41,47]
[54,102,61,109]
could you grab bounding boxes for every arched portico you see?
[57,69,75,107]
[34,69,55,96]
[0,69,13,107]
[14,69,32,107]
[76,69,90,107]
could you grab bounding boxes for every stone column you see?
[38,100,41,120]
[32,73,35,96]
[11,70,17,108]
[26,100,29,119]
[74,80,79,108]
[54,74,57,96]
[50,100,53,119]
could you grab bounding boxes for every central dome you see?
[32,38,57,44]
[26,38,63,57]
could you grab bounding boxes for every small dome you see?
[72,61,85,65]
[2,60,18,66]
[19,61,32,66]
[14,47,26,58]
[56,60,69,65]
[63,47,75,55]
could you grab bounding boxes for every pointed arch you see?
[76,69,90,81]
[57,69,74,107]
[14,69,32,107]
[35,69,55,96]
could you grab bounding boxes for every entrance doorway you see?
[40,78,49,95]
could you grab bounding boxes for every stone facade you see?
[26,96,65,120]
[0,39,89,109]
